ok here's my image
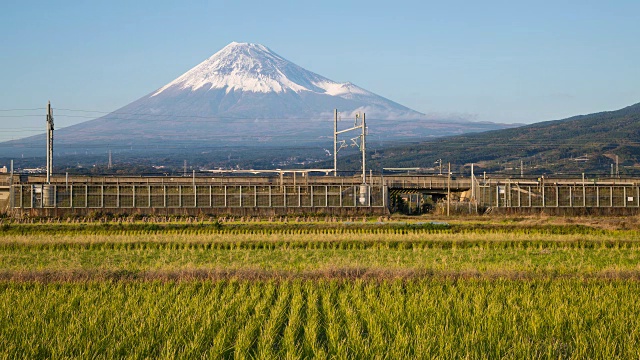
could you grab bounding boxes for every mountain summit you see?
[2,42,513,156]
[145,41,421,119]
[154,42,360,95]
[153,42,325,95]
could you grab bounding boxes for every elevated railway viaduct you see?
[2,174,470,217]
[3,173,640,216]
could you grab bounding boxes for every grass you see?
[1,218,640,358]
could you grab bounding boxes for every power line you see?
[0,115,51,118]
[4,138,640,147]
[0,108,46,112]
[2,106,469,124]
[2,124,640,144]
[3,108,640,150]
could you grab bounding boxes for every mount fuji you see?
[146,42,421,120]
[3,42,513,156]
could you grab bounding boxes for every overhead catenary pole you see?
[447,162,451,216]
[471,163,475,201]
[333,110,367,195]
[9,160,14,210]
[334,110,367,182]
[582,172,586,207]
[362,113,366,184]
[334,109,338,176]
[46,101,54,184]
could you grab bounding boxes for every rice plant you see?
[1,280,639,359]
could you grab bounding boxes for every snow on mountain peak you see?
[151,42,374,98]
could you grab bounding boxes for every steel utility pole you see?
[471,163,475,201]
[447,162,451,216]
[361,113,366,184]
[9,160,14,210]
[46,101,54,183]
[334,109,338,176]
[333,111,367,204]
[333,110,367,182]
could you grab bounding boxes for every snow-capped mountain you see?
[141,41,422,119]
[2,42,514,156]
[154,42,369,96]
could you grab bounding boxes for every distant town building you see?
[0,166,7,173]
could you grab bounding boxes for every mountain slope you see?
[2,42,514,158]
[144,42,422,119]
[357,102,640,175]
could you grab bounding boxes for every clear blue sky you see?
[1,0,639,141]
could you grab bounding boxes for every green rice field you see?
[1,219,640,358]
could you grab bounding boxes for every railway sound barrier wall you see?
[477,183,640,209]
[10,183,387,216]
